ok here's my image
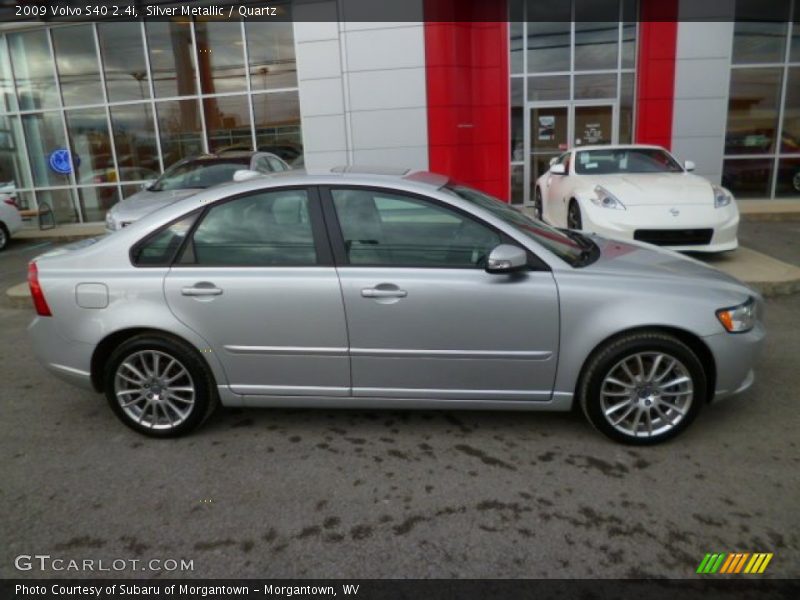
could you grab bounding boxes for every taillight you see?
[28,262,52,317]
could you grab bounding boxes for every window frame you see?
[318,185,549,271]
[130,185,333,269]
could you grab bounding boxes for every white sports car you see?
[534,144,739,253]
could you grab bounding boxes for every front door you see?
[324,186,560,402]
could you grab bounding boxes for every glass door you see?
[527,105,569,204]
[573,104,616,147]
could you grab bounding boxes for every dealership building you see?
[0,0,798,224]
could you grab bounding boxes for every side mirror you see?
[550,163,566,175]
[549,156,559,166]
[684,160,695,171]
[140,179,155,190]
[233,169,262,182]
[486,244,527,274]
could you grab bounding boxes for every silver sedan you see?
[27,169,765,444]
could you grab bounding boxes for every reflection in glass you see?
[775,158,800,197]
[246,21,298,91]
[36,188,78,224]
[527,75,569,102]
[780,68,800,153]
[98,22,150,102]
[0,38,17,112]
[65,108,113,184]
[510,22,523,74]
[732,0,790,64]
[8,30,59,110]
[622,0,637,68]
[52,25,103,107]
[78,185,120,221]
[526,22,570,73]
[510,165,524,205]
[511,79,523,160]
[157,99,203,167]
[204,94,251,152]
[252,91,302,161]
[574,0,619,71]
[575,73,617,99]
[722,159,774,197]
[0,116,32,189]
[725,68,782,154]
[22,112,70,187]
[146,22,197,98]
[195,22,247,95]
[109,104,160,181]
[619,72,635,143]
[792,18,800,63]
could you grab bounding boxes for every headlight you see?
[713,185,732,208]
[716,297,756,333]
[590,185,626,210]
[105,211,116,230]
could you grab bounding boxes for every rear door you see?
[163,186,350,397]
[322,186,560,402]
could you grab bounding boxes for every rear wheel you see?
[0,223,8,250]
[567,200,582,230]
[104,334,217,437]
[579,332,706,445]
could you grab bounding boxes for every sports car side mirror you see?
[550,163,566,175]
[684,160,695,171]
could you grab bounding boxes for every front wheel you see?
[579,332,706,445]
[104,334,217,437]
[0,223,8,251]
[567,200,582,230]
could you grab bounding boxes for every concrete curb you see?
[5,282,30,310]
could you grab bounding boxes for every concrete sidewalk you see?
[16,222,106,242]
[738,199,800,221]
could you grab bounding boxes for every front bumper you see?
[703,320,766,402]
[28,316,95,391]
[581,202,739,253]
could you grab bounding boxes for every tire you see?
[104,334,218,438]
[0,223,8,251]
[578,332,706,445]
[534,188,544,221]
[567,200,582,230]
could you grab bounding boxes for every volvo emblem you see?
[669,207,680,217]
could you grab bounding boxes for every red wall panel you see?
[635,0,679,149]
[424,3,510,201]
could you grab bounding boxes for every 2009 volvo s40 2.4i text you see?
[27,168,764,444]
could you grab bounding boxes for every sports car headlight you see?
[716,297,756,333]
[713,185,732,208]
[105,211,117,231]
[590,185,626,210]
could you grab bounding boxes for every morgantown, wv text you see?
[15,584,360,597]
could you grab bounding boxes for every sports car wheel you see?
[567,200,582,230]
[534,188,543,220]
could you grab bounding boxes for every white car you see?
[534,145,739,252]
[0,187,23,251]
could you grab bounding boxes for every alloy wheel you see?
[567,203,582,230]
[0,226,7,250]
[599,352,694,439]
[114,350,196,430]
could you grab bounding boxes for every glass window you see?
[574,0,619,71]
[150,157,250,191]
[775,158,800,197]
[204,95,252,153]
[8,30,59,110]
[156,99,203,167]
[575,148,683,174]
[332,189,501,267]
[22,112,70,187]
[792,15,800,63]
[52,25,103,107]
[36,188,78,224]
[267,156,286,171]
[510,22,523,74]
[134,212,198,266]
[0,116,32,190]
[511,78,523,160]
[526,21,571,73]
[0,37,17,112]
[510,164,524,205]
[195,22,247,95]
[78,186,120,222]
[146,22,197,99]
[65,108,113,184]
[574,73,617,99]
[781,67,800,153]
[109,104,160,181]
[722,158,774,197]
[732,0,790,64]
[526,75,569,102]
[246,21,298,91]
[621,0,638,69]
[98,23,150,102]
[186,190,316,266]
[252,91,302,162]
[619,72,635,144]
[725,68,782,154]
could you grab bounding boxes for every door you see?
[324,187,560,402]
[573,104,615,147]
[163,187,350,397]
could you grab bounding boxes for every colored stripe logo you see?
[697,553,773,574]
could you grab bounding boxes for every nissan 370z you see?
[27,169,765,444]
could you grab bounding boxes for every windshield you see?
[444,184,597,267]
[574,148,683,175]
[150,158,250,192]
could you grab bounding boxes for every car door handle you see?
[361,287,407,299]
[181,283,223,297]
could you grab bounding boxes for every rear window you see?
[132,213,199,266]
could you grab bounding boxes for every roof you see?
[571,143,669,152]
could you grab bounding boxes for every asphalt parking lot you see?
[1,224,799,579]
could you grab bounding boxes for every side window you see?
[267,156,286,172]
[181,189,316,266]
[132,213,198,266]
[254,157,271,173]
[331,189,501,267]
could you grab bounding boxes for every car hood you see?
[109,188,199,221]
[586,235,753,294]
[587,173,714,206]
